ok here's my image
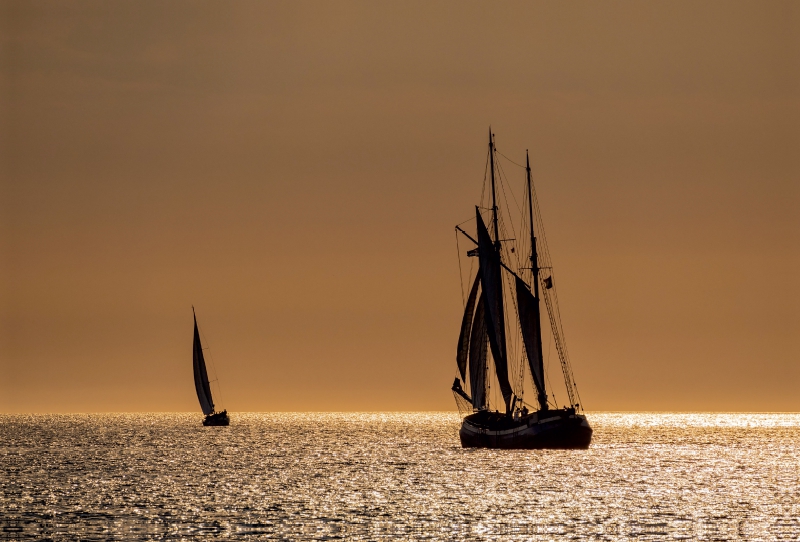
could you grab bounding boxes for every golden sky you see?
[1,1,798,412]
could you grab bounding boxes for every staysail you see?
[515,276,548,409]
[193,312,215,416]
[469,294,488,409]
[476,209,513,412]
[456,273,481,382]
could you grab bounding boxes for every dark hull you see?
[203,411,230,426]
[459,409,591,449]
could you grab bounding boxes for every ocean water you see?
[1,412,799,540]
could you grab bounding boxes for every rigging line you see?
[513,303,526,396]
[500,244,524,399]
[469,258,475,292]
[528,175,580,409]
[455,215,477,228]
[522,182,534,282]
[533,183,555,270]
[501,271,516,397]
[541,285,576,406]
[517,353,526,402]
[495,164,517,232]
[496,149,527,169]
[456,230,465,307]
[529,180,577,407]
[483,361,492,412]
[197,322,225,409]
[501,214,524,275]
[455,206,491,232]
[496,162,527,273]
[497,158,523,217]
[529,177,546,252]
[513,309,526,397]
[454,224,477,294]
[545,271,577,392]
[544,321,558,408]
[493,188,521,273]
[503,210,533,402]
[550,283,582,408]
[481,144,490,210]
[497,184,518,257]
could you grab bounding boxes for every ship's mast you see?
[489,129,500,249]
[527,151,548,410]
[527,152,538,298]
[488,129,499,412]
[488,129,513,414]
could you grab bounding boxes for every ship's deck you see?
[464,408,576,430]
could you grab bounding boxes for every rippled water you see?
[2,412,799,540]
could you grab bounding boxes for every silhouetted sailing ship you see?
[192,308,229,426]
[451,131,592,449]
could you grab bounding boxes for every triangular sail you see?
[193,314,215,416]
[469,294,488,410]
[476,209,513,412]
[515,276,548,409]
[456,272,481,382]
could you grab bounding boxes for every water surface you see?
[2,412,799,540]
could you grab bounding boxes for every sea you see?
[1,412,799,540]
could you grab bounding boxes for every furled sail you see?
[469,294,488,410]
[515,276,547,409]
[193,314,215,416]
[456,272,481,382]
[475,209,513,412]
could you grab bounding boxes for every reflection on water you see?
[2,412,799,540]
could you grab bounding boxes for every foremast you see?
[452,131,513,415]
[489,129,501,253]
[479,129,514,414]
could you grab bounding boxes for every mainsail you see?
[456,273,481,382]
[515,276,547,409]
[192,313,215,416]
[476,209,513,412]
[469,294,488,409]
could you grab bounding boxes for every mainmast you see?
[527,152,548,410]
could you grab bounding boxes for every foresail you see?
[456,272,481,381]
[515,276,547,408]
[476,209,513,412]
[193,318,215,415]
[469,294,488,410]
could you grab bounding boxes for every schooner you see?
[451,131,592,449]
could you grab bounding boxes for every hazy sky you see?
[2,1,798,412]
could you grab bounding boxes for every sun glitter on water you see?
[2,412,799,540]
